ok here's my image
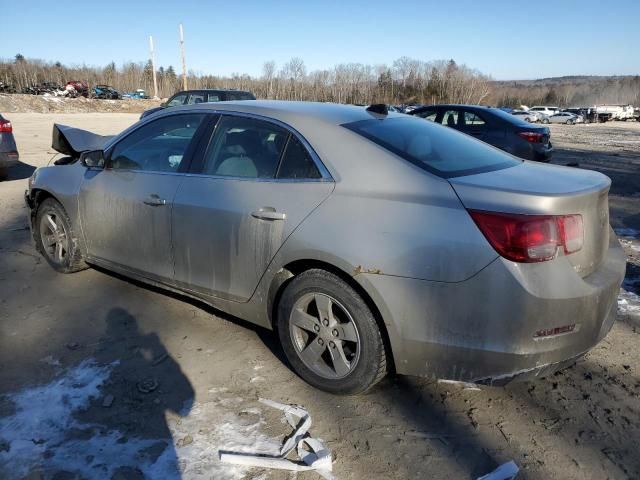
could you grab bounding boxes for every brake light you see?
[470,211,583,263]
[0,120,12,133]
[518,131,544,143]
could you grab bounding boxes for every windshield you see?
[343,116,521,178]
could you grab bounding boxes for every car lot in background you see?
[409,104,553,161]
[0,113,19,179]
[140,89,257,119]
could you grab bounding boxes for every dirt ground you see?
[1,114,639,480]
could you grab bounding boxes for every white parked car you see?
[530,106,560,123]
[511,110,539,123]
[548,112,580,124]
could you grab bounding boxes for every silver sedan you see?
[25,101,625,394]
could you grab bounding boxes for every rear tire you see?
[35,198,88,273]
[277,269,388,395]
[543,118,549,124]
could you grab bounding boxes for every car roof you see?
[167,100,404,126]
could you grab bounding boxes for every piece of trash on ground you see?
[476,460,519,480]
[219,398,335,479]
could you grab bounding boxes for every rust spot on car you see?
[353,265,383,276]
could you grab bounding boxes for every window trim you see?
[188,110,333,182]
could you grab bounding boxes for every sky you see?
[2,0,639,80]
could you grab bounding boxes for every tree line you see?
[1,54,638,107]
[0,55,491,105]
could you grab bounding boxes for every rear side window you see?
[202,116,288,178]
[414,109,438,121]
[207,93,221,102]
[343,116,520,178]
[276,137,321,179]
[225,92,256,101]
[463,112,485,126]
[441,110,459,127]
[187,93,206,104]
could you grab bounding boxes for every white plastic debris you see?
[220,398,335,479]
[476,460,519,480]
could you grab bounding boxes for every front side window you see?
[202,116,288,178]
[167,94,188,107]
[207,93,221,102]
[276,137,321,179]
[108,114,205,172]
[343,116,520,178]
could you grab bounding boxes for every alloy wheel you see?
[40,212,68,265]
[289,293,361,379]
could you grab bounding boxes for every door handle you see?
[143,194,167,206]
[251,207,286,221]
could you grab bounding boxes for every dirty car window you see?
[108,114,205,172]
[343,116,520,178]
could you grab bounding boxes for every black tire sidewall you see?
[277,269,385,395]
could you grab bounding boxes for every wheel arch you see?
[268,258,398,374]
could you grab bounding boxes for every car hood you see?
[51,124,115,157]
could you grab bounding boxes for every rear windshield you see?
[343,116,521,178]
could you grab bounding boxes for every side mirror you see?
[80,150,105,169]
[161,101,167,107]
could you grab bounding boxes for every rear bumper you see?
[0,151,19,168]
[363,232,626,384]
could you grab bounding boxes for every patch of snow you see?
[619,238,640,253]
[250,376,265,383]
[618,289,640,317]
[0,360,282,480]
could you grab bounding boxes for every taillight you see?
[518,131,544,143]
[470,211,583,263]
[0,120,12,133]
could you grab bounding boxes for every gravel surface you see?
[0,114,639,479]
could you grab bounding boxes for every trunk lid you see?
[449,161,611,277]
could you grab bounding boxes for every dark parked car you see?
[140,89,256,119]
[93,85,122,100]
[409,104,553,162]
[0,114,19,180]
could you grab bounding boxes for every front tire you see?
[277,269,388,395]
[35,198,87,273]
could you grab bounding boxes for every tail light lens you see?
[0,120,12,133]
[470,211,583,263]
[518,132,544,143]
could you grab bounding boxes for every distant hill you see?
[489,75,640,107]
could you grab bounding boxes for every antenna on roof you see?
[366,104,389,115]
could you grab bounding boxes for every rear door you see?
[172,114,334,302]
[79,113,207,281]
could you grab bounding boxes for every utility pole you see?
[179,23,187,90]
[149,36,159,99]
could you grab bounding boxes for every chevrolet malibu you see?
[25,101,626,395]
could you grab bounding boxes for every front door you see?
[172,114,334,302]
[79,113,207,281]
